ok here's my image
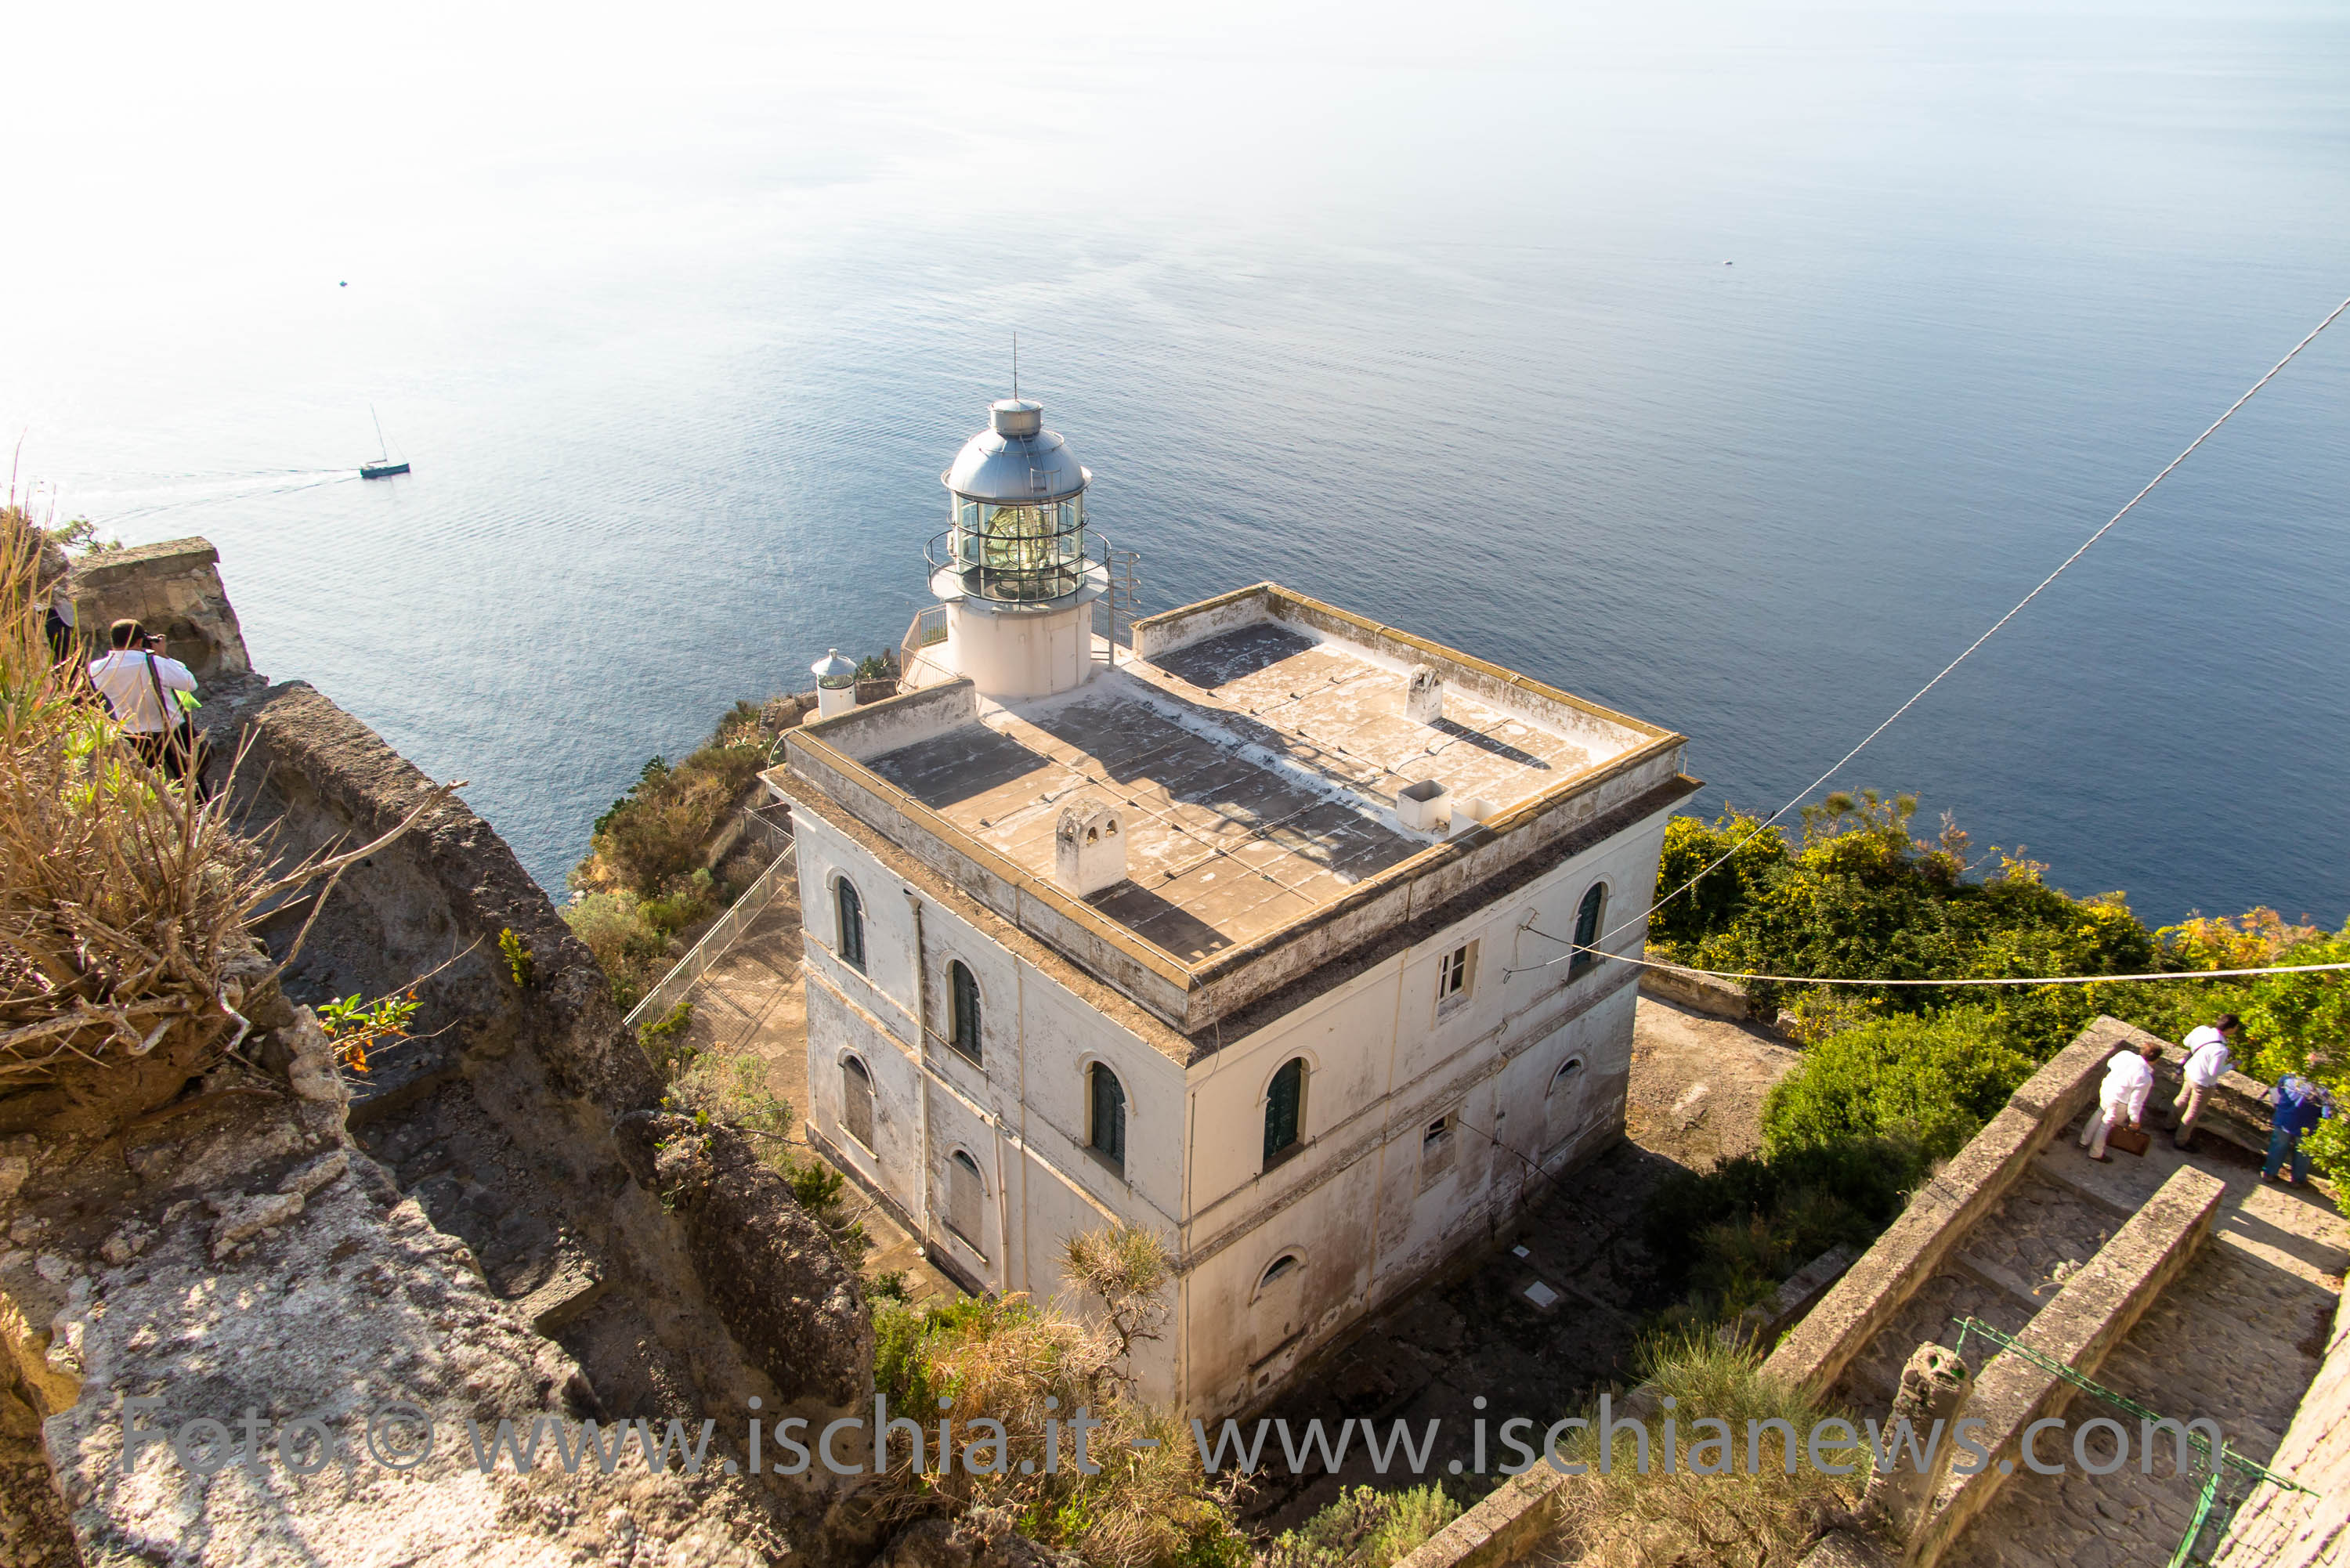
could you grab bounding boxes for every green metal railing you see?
[1949,1317,2315,1566]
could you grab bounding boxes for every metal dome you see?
[942,399,1090,504]
[811,648,859,688]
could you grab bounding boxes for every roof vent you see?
[991,399,1043,438]
[1405,664,1444,724]
[1054,799,1127,897]
[1396,778,1451,833]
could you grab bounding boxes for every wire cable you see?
[1545,290,2350,979]
[1503,923,2350,986]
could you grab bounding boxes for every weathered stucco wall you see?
[793,746,1687,1418]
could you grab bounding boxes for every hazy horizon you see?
[7,1,2348,923]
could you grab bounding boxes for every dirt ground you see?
[1241,996,1799,1532]
[1622,997,1803,1171]
[673,883,956,1305]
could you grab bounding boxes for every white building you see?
[773,399,1697,1418]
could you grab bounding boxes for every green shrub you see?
[562,889,670,1008]
[1551,1331,1864,1565]
[589,742,766,896]
[1643,1010,2029,1314]
[870,1284,1246,1567]
[640,867,718,937]
[1643,1135,1928,1304]
[1265,1484,1462,1568]
[1761,1008,2033,1162]
[498,926,535,988]
[1652,793,2161,1060]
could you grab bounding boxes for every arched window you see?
[1089,1063,1126,1172]
[1549,1056,1585,1096]
[947,1150,985,1252]
[1263,1057,1306,1167]
[1259,1253,1300,1291]
[842,1057,875,1150]
[948,961,982,1063]
[835,878,866,972]
[1569,882,1607,979]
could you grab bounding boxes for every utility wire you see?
[1503,923,2350,986]
[1549,290,2350,979]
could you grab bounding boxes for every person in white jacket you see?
[2079,1039,2163,1162]
[2170,1013,2240,1151]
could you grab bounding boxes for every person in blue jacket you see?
[2265,1056,2337,1186]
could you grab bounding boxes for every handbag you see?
[2106,1124,2151,1157]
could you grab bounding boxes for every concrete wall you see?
[1637,965,1753,1021]
[945,600,1095,699]
[2217,1285,2350,1568]
[799,677,978,763]
[67,537,251,684]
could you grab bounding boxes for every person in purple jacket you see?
[2264,1055,2337,1186]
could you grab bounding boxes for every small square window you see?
[1435,941,1477,1017]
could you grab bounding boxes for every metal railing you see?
[1948,1316,2312,1567]
[1094,545,1141,661]
[899,605,951,690]
[924,527,1104,605]
[623,839,797,1033]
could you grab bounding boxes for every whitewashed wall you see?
[794,788,1676,1418]
[793,797,1190,1401]
[1173,804,1676,1415]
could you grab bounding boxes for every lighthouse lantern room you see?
[924,399,1109,699]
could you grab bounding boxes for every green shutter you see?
[1571,883,1603,977]
[1092,1065,1126,1168]
[950,963,982,1062]
[1264,1058,1303,1163]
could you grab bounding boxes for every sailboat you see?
[360,406,410,479]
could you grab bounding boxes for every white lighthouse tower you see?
[922,399,1108,699]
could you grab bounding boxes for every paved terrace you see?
[1929,1107,2345,1568]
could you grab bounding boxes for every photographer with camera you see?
[88,618,209,797]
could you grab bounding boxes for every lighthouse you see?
[923,399,1108,699]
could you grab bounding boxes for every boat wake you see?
[76,468,363,527]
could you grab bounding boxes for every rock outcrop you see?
[615,1115,873,1412]
[67,539,249,685]
[0,538,879,1566]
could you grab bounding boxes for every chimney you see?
[1395,779,1452,833]
[1054,799,1128,897]
[1405,663,1444,724]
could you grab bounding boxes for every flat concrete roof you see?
[779,583,1688,1032]
[865,621,1629,962]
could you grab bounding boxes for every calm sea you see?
[6,2,2347,927]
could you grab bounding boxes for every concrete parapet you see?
[1762,1019,2135,1398]
[2214,1285,2350,1568]
[1393,1468,1578,1568]
[1637,964,1753,1021]
[1905,1162,2227,1568]
[68,536,251,681]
